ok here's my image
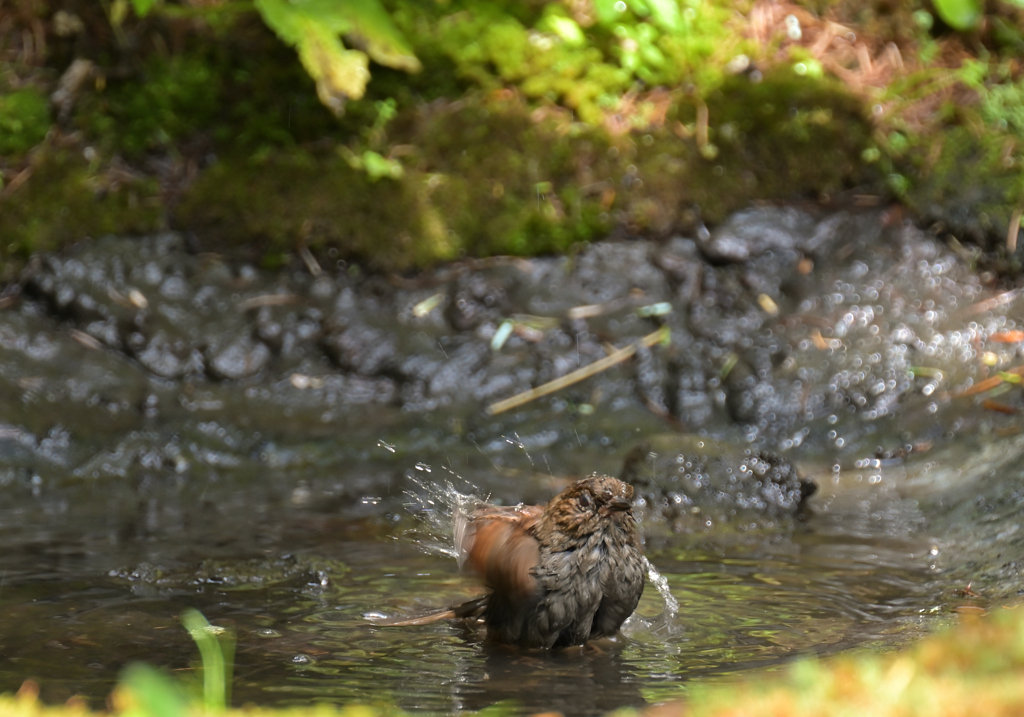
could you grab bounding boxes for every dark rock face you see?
[8,205,999,456]
[620,434,816,531]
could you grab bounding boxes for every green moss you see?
[699,70,875,209]
[174,76,880,270]
[74,17,341,157]
[393,0,743,127]
[983,79,1024,140]
[0,151,162,277]
[2,0,1020,274]
[904,126,1024,249]
[0,88,51,155]
[78,54,220,156]
[175,151,423,269]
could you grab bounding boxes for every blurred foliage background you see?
[0,0,1023,272]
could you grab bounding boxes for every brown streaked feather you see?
[384,475,644,648]
[458,505,542,598]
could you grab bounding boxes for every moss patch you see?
[0,87,51,156]
[175,81,877,270]
[2,2,1023,273]
[0,150,162,278]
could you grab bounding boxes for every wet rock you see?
[620,434,816,530]
[427,342,488,397]
[322,323,398,375]
[573,241,669,304]
[3,208,1008,440]
[0,425,43,465]
[655,237,703,303]
[446,271,510,331]
[338,375,397,405]
[397,352,445,383]
[476,353,537,402]
[132,331,198,379]
[207,334,272,380]
[668,353,716,429]
[701,206,817,263]
[255,308,285,352]
[109,555,349,591]
[81,317,121,350]
[635,343,668,415]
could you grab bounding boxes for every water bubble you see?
[784,13,804,40]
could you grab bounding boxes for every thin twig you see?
[1008,207,1022,253]
[954,365,1024,398]
[298,243,322,276]
[486,326,669,415]
[236,294,300,311]
[961,289,1020,317]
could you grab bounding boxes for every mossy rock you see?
[0,150,163,279]
[0,87,50,156]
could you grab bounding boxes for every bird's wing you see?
[458,504,543,598]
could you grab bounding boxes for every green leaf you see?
[592,0,624,25]
[182,608,234,712]
[130,0,158,17]
[539,13,586,47]
[646,0,682,32]
[932,0,982,31]
[253,0,420,115]
[119,663,191,717]
[336,0,421,73]
[362,150,404,180]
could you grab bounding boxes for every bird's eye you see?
[578,492,594,510]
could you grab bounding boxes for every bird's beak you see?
[601,498,632,515]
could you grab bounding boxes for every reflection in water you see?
[453,642,645,714]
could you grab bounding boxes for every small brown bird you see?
[385,474,645,648]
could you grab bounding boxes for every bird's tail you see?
[371,595,488,626]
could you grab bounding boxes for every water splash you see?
[401,472,487,561]
[503,432,534,466]
[402,471,680,633]
[643,556,679,618]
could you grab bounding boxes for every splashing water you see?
[401,473,489,561]
[402,472,680,625]
[643,556,679,618]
